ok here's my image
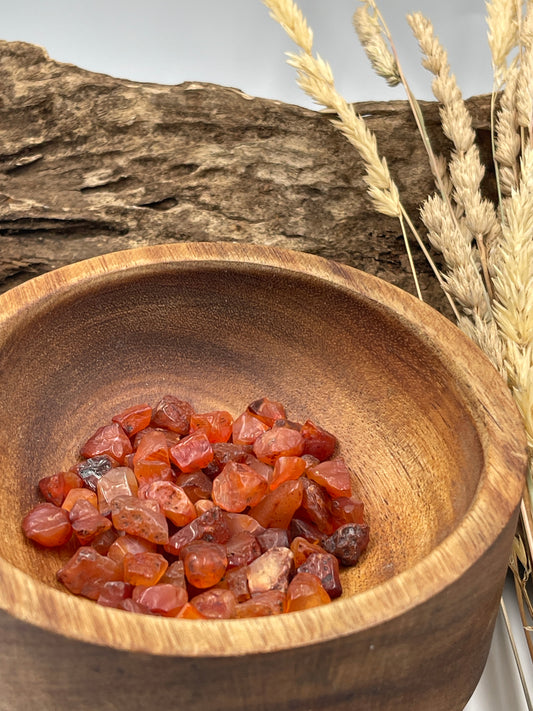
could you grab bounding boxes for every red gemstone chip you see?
[22,395,369,620]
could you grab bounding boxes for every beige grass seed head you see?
[516,8,533,128]
[276,1,402,222]
[353,4,401,87]
[486,0,520,84]
[494,64,522,195]
[262,0,313,54]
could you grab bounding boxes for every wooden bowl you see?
[0,243,526,711]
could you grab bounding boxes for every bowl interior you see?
[0,250,483,599]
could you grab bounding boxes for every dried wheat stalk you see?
[262,0,461,309]
[263,0,533,685]
[488,1,533,466]
[406,11,505,370]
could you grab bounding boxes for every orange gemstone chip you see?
[22,395,369,620]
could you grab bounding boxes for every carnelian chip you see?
[247,397,286,426]
[252,589,286,613]
[190,588,236,619]
[80,423,132,465]
[190,411,234,443]
[123,551,169,586]
[169,431,213,473]
[225,531,262,568]
[290,536,327,568]
[91,527,118,555]
[63,469,85,493]
[38,472,67,506]
[22,503,72,547]
[289,517,324,545]
[175,470,213,503]
[249,478,304,529]
[257,527,289,552]
[231,411,269,445]
[300,420,337,461]
[119,598,152,615]
[225,512,266,538]
[328,496,365,527]
[298,551,342,599]
[212,461,268,513]
[241,454,273,482]
[134,459,173,487]
[57,547,123,600]
[132,427,155,449]
[306,458,352,499]
[176,602,207,619]
[219,566,250,602]
[246,547,294,595]
[181,540,228,588]
[300,477,335,534]
[151,395,195,434]
[112,403,152,436]
[69,498,112,545]
[301,454,320,469]
[107,534,157,562]
[133,430,169,466]
[97,581,134,608]
[142,480,196,527]
[195,499,216,516]
[269,455,306,490]
[164,506,230,556]
[97,466,138,515]
[160,560,187,589]
[285,572,331,612]
[252,425,304,465]
[132,583,188,617]
[206,442,252,478]
[61,487,98,512]
[236,590,286,617]
[111,495,169,544]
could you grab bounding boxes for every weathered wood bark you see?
[0,40,494,313]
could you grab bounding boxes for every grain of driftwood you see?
[0,40,494,315]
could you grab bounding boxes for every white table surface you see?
[466,577,532,710]
[0,2,531,707]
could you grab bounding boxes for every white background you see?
[0,1,531,708]
[0,0,494,106]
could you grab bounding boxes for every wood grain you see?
[0,243,526,711]
[0,40,494,319]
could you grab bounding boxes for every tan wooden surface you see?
[0,243,526,710]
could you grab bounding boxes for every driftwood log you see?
[0,39,494,314]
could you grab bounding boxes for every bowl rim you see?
[0,242,527,656]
